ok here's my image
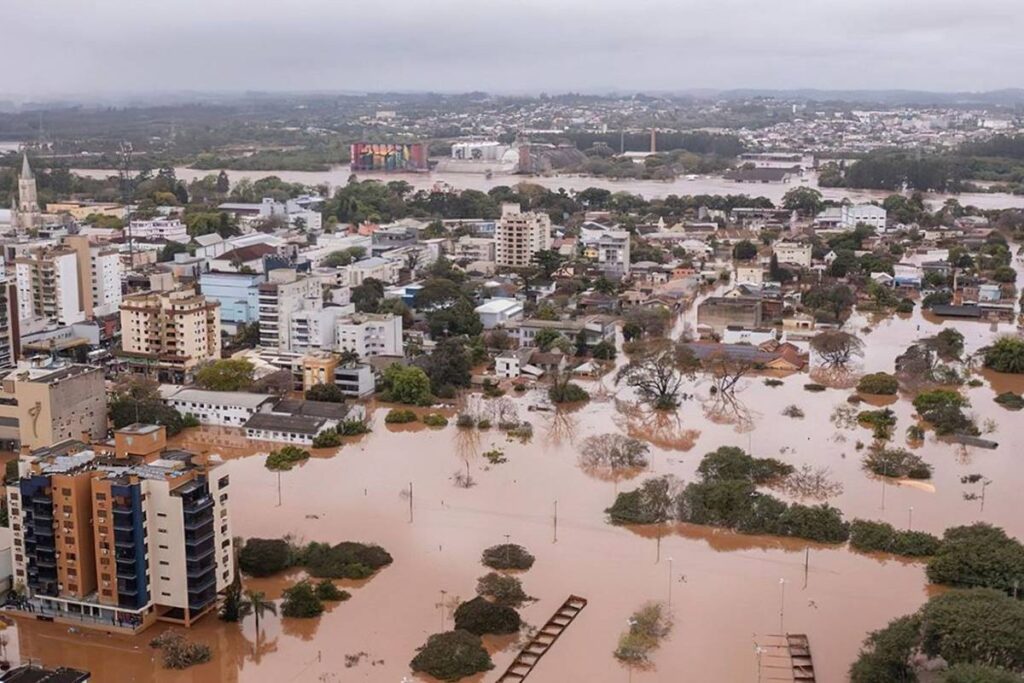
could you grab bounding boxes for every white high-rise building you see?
[495,203,552,268]
[15,247,85,325]
[257,269,323,351]
[335,313,403,358]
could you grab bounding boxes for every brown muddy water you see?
[7,302,1024,682]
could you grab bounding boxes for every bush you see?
[614,602,673,664]
[305,383,346,403]
[481,544,535,571]
[281,580,324,618]
[410,630,494,681]
[385,409,418,424]
[453,597,521,635]
[476,572,531,607]
[338,419,371,436]
[239,538,291,577]
[696,446,793,485]
[776,503,850,543]
[804,383,827,392]
[919,589,1024,672]
[181,413,201,428]
[994,392,1024,411]
[764,378,784,387]
[548,381,590,403]
[983,336,1024,374]
[477,418,492,429]
[151,632,212,670]
[422,413,449,428]
[312,429,342,448]
[381,364,433,404]
[301,541,393,579]
[926,524,1024,593]
[314,579,350,602]
[850,520,941,557]
[606,476,678,525]
[782,404,805,418]
[857,372,899,395]
[863,447,932,479]
[265,445,310,471]
[857,409,897,440]
[849,614,921,683]
[456,414,476,429]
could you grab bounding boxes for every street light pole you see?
[908,506,914,531]
[667,557,674,608]
[779,578,786,634]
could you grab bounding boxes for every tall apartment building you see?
[7,424,233,632]
[13,237,122,326]
[0,358,107,450]
[65,236,123,318]
[0,281,20,368]
[494,203,552,268]
[335,313,403,358]
[15,247,85,326]
[119,287,221,381]
[257,269,322,351]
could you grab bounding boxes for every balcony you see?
[185,527,215,547]
[183,496,213,515]
[183,511,214,531]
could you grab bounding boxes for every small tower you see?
[650,128,657,154]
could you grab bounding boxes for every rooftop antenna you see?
[118,142,136,267]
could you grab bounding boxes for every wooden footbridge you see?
[495,595,588,682]
[755,633,816,682]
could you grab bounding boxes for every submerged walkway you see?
[755,633,816,682]
[495,595,588,682]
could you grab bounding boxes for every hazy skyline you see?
[6,0,1024,98]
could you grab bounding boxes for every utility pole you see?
[553,500,558,543]
[408,482,414,523]
[276,471,282,507]
[779,578,786,633]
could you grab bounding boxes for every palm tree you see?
[241,590,277,637]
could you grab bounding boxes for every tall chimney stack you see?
[650,128,657,154]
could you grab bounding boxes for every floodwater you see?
[7,284,1024,682]
[70,166,1024,211]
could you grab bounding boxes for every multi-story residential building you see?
[772,242,813,269]
[15,247,85,326]
[289,306,346,354]
[581,229,631,276]
[257,269,323,351]
[346,257,403,286]
[0,281,20,369]
[815,204,887,231]
[6,424,233,632]
[334,313,403,358]
[453,236,497,263]
[118,287,221,381]
[126,218,189,243]
[198,271,264,334]
[495,203,552,268]
[65,236,123,318]
[0,358,107,450]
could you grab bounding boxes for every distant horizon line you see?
[2,86,1024,107]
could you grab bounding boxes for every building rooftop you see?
[244,412,326,435]
[0,664,90,683]
[163,387,278,410]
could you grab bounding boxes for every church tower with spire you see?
[16,153,41,230]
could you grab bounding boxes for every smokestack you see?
[650,128,656,154]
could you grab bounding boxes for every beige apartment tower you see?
[494,203,552,268]
[119,287,221,381]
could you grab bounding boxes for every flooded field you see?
[5,287,1023,682]
[70,166,1024,211]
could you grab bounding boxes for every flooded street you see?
[71,166,1024,211]
[6,293,1023,682]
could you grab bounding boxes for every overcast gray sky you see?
[6,0,1024,97]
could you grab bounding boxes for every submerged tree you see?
[810,330,864,369]
[616,341,700,409]
[578,434,650,473]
